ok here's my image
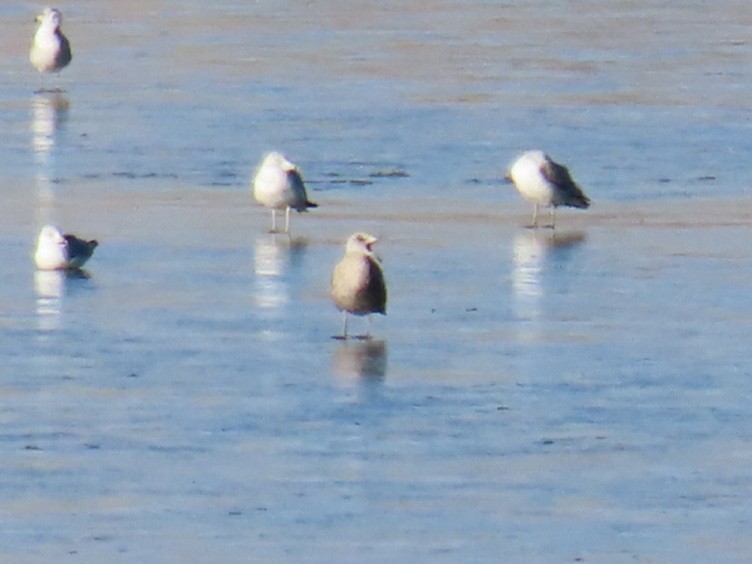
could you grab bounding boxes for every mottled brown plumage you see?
[331,232,387,339]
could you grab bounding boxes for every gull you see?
[331,232,387,340]
[30,7,72,90]
[505,150,590,229]
[34,225,98,271]
[251,152,317,233]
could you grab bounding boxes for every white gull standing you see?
[506,150,590,228]
[34,225,98,271]
[30,7,72,90]
[331,232,387,340]
[251,152,317,233]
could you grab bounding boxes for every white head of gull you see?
[506,150,590,229]
[251,151,317,233]
[331,232,387,340]
[30,8,72,77]
[34,224,98,271]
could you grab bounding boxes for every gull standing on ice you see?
[506,150,590,229]
[251,152,317,233]
[34,225,98,271]
[30,7,72,90]
[331,232,387,340]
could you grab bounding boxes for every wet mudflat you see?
[1,1,752,562]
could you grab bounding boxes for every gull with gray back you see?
[34,225,98,271]
[252,152,317,233]
[506,150,590,228]
[30,7,72,90]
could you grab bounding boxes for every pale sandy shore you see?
[5,180,752,248]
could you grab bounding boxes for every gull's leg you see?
[531,204,539,228]
[271,209,277,232]
[353,315,375,341]
[332,312,349,340]
[284,206,291,233]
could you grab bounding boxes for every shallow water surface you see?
[2,1,752,562]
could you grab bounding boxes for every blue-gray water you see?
[2,1,752,562]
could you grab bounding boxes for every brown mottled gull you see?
[331,232,387,340]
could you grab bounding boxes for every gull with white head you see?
[34,225,98,271]
[30,7,72,90]
[331,232,387,340]
[506,150,590,229]
[251,151,317,233]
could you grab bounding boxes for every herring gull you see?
[34,225,98,271]
[30,7,72,89]
[506,150,590,229]
[251,152,317,233]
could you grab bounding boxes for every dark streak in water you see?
[112,172,180,180]
[368,170,410,178]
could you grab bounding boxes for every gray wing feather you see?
[365,258,387,314]
[287,169,317,210]
[541,157,590,208]
[57,31,72,68]
[64,234,98,267]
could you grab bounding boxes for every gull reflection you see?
[31,92,69,154]
[251,235,308,309]
[34,270,64,332]
[332,340,388,381]
[512,230,586,321]
[34,269,91,333]
[31,93,69,228]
